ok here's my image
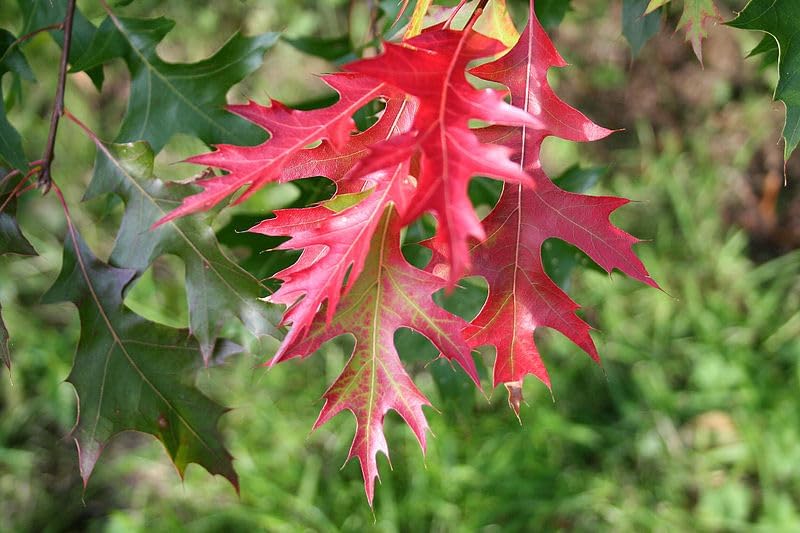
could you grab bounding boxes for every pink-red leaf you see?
[154,74,388,226]
[250,98,418,361]
[278,209,478,504]
[346,26,540,283]
[432,2,658,411]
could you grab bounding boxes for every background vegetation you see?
[1,0,799,530]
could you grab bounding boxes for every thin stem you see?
[0,169,21,187]
[36,0,77,194]
[443,0,489,30]
[52,183,73,227]
[0,23,64,65]
[0,165,39,215]
[63,108,101,145]
[466,0,490,29]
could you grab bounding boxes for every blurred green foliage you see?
[1,0,799,531]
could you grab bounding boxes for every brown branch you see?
[36,0,77,194]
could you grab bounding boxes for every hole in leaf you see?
[469,176,503,212]
[433,276,488,321]
[401,213,437,268]
[353,98,387,132]
[123,254,189,328]
[290,176,338,205]
[154,134,212,182]
[542,238,600,291]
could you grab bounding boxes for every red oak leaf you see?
[346,25,540,284]
[154,74,388,226]
[278,209,478,504]
[430,2,658,411]
[152,0,658,503]
[250,98,418,363]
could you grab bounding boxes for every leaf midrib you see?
[65,220,223,464]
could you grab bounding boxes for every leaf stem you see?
[0,169,20,187]
[0,164,40,215]
[62,108,102,146]
[36,0,77,194]
[467,0,490,29]
[444,0,489,30]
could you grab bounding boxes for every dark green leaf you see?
[42,222,239,489]
[728,0,800,160]
[0,172,35,256]
[282,35,353,62]
[17,0,104,88]
[748,35,779,65]
[0,171,36,372]
[535,0,572,29]
[622,0,662,57]
[468,176,503,208]
[0,29,35,82]
[215,213,297,284]
[552,164,606,193]
[0,88,26,171]
[0,30,31,171]
[72,15,278,152]
[84,141,280,362]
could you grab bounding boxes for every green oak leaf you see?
[535,0,573,29]
[42,222,239,489]
[84,141,279,362]
[71,15,278,152]
[728,0,800,161]
[17,0,105,88]
[749,35,779,69]
[1,172,37,371]
[0,29,33,171]
[0,172,35,256]
[622,0,663,57]
[0,95,25,175]
[282,35,354,63]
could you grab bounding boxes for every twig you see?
[36,0,77,194]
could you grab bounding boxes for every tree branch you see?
[36,0,77,194]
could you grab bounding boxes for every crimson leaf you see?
[454,2,658,410]
[276,209,478,504]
